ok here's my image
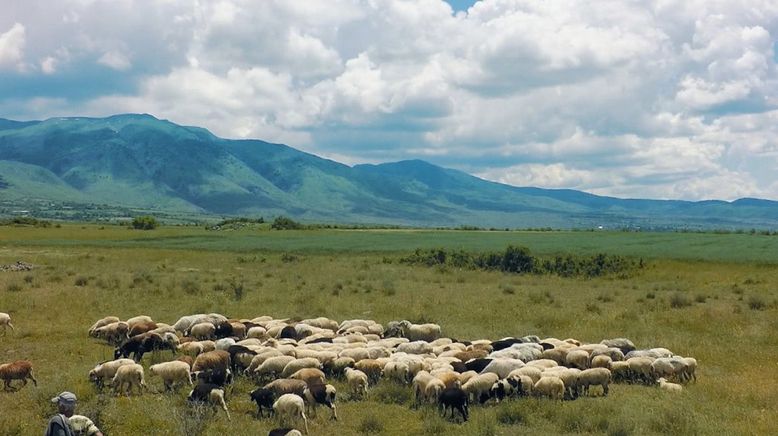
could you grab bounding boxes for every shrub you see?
[180,279,200,295]
[358,415,384,434]
[23,274,34,284]
[496,403,526,425]
[271,216,303,230]
[372,383,411,405]
[748,295,766,310]
[6,282,22,292]
[670,292,692,308]
[131,215,158,230]
[74,276,88,286]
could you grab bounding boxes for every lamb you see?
[658,377,682,392]
[188,383,230,420]
[149,361,192,391]
[303,383,338,420]
[533,376,565,400]
[479,358,525,379]
[88,358,136,388]
[0,360,37,391]
[273,394,309,435]
[192,350,231,373]
[0,312,14,335]
[438,387,468,422]
[112,363,146,396]
[344,367,368,398]
[281,358,322,378]
[461,372,499,404]
[578,368,611,396]
[87,316,118,336]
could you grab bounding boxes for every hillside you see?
[1,114,777,229]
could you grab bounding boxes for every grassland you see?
[1,224,777,435]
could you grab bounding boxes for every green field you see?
[1,225,777,435]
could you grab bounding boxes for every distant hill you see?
[1,114,777,229]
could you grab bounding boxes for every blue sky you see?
[1,0,778,201]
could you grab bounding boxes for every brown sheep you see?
[177,356,194,369]
[129,321,158,337]
[354,359,384,385]
[0,360,38,391]
[289,368,326,385]
[192,350,231,373]
[453,350,488,362]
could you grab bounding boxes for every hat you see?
[51,391,77,405]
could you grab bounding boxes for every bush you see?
[372,383,411,405]
[670,292,692,308]
[6,282,22,292]
[496,403,526,425]
[358,415,384,434]
[74,276,88,287]
[748,295,766,310]
[131,215,158,230]
[180,279,200,295]
[271,216,303,230]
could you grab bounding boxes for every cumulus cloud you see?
[0,23,26,71]
[1,0,777,201]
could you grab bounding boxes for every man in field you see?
[45,391,104,436]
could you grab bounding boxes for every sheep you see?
[438,387,469,422]
[489,379,515,403]
[396,341,434,355]
[590,347,625,362]
[282,358,322,378]
[0,360,37,391]
[0,312,14,335]
[301,317,339,331]
[194,368,233,387]
[412,371,435,405]
[339,348,371,362]
[479,358,525,379]
[149,361,192,391]
[533,376,565,400]
[229,321,247,339]
[188,383,230,420]
[658,377,683,393]
[651,357,689,383]
[268,429,303,436]
[344,367,368,398]
[114,332,176,362]
[87,315,118,336]
[246,349,284,374]
[289,368,326,386]
[192,350,231,373]
[578,368,611,396]
[303,383,338,420]
[126,315,154,330]
[461,372,499,404]
[681,357,697,383]
[398,320,442,342]
[507,366,542,384]
[215,338,237,351]
[525,359,559,369]
[227,344,258,372]
[88,358,136,388]
[453,350,488,362]
[627,356,655,385]
[565,349,590,370]
[591,355,612,369]
[255,356,296,380]
[177,356,194,369]
[128,321,157,337]
[172,314,205,333]
[543,367,581,399]
[600,338,636,354]
[247,326,269,340]
[189,323,216,340]
[354,359,384,385]
[382,360,410,384]
[178,341,205,357]
[68,415,101,435]
[326,356,355,378]
[506,374,534,397]
[273,394,309,435]
[93,321,130,345]
[464,358,493,373]
[112,363,146,396]
[423,378,445,403]
[610,361,631,383]
[434,371,462,389]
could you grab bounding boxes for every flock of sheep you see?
[1,311,698,435]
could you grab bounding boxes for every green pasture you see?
[0,225,776,435]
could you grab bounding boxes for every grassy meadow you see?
[0,224,777,435]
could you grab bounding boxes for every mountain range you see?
[1,114,777,229]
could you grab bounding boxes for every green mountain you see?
[1,114,776,229]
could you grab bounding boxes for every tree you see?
[271,216,303,230]
[131,215,158,230]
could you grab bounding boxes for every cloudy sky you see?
[2,0,778,201]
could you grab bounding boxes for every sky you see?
[1,0,778,201]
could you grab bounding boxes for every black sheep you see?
[438,387,469,422]
[249,387,275,417]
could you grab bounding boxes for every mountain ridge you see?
[0,114,776,229]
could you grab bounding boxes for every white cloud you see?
[2,0,778,201]
[0,23,26,71]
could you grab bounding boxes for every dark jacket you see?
[44,414,74,436]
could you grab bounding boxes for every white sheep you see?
[565,349,590,370]
[215,338,236,351]
[112,363,146,396]
[382,360,410,384]
[89,358,136,388]
[578,368,611,396]
[398,320,441,342]
[462,373,499,404]
[591,354,612,369]
[681,357,697,383]
[0,312,14,335]
[274,393,309,435]
[282,358,323,378]
[411,371,435,405]
[126,315,154,330]
[68,415,101,435]
[255,356,296,380]
[189,323,216,340]
[247,326,269,340]
[658,377,682,392]
[87,316,118,336]
[149,361,192,391]
[533,376,564,400]
[507,366,542,384]
[344,367,368,398]
[424,378,446,403]
[396,341,434,355]
[479,358,525,379]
